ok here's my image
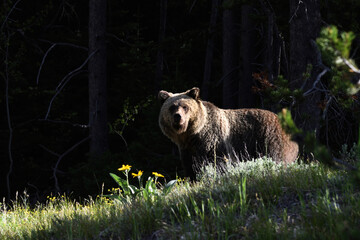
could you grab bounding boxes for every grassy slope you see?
[1,158,359,239]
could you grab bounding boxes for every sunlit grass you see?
[1,158,359,239]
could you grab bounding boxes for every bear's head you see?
[158,87,206,140]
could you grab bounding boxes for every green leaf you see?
[109,173,124,186]
[145,177,156,194]
[163,180,177,195]
[127,184,137,195]
[110,173,131,195]
[142,177,158,202]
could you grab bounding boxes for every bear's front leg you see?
[180,149,196,180]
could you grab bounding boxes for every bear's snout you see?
[173,113,182,123]
[172,111,187,133]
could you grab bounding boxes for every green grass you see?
[1,158,360,239]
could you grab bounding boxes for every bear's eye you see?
[182,106,188,112]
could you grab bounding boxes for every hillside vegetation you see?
[1,158,359,239]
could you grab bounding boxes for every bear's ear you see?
[158,90,172,104]
[186,87,200,100]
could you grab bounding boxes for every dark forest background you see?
[1,0,360,202]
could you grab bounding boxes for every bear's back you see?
[217,107,295,161]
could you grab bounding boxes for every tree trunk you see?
[289,0,322,133]
[265,8,274,82]
[258,0,282,81]
[201,0,220,100]
[222,6,239,109]
[88,0,108,155]
[155,0,167,92]
[238,4,255,108]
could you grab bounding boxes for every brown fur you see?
[158,87,298,179]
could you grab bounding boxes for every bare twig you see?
[342,57,360,75]
[4,35,13,200]
[106,33,133,47]
[322,96,333,120]
[44,70,86,119]
[0,0,21,32]
[303,68,329,96]
[303,40,330,96]
[114,115,131,149]
[276,35,282,77]
[2,0,21,202]
[189,0,198,13]
[281,35,289,78]
[216,66,241,86]
[38,119,89,128]
[116,131,128,149]
[53,136,90,192]
[39,144,60,157]
[40,136,90,193]
[44,50,97,119]
[36,42,88,85]
[289,0,303,23]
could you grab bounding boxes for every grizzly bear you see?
[158,87,298,179]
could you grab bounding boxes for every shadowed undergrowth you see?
[1,158,359,239]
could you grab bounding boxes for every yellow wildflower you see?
[47,196,56,202]
[177,178,186,183]
[132,170,144,178]
[152,172,164,178]
[118,164,131,171]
